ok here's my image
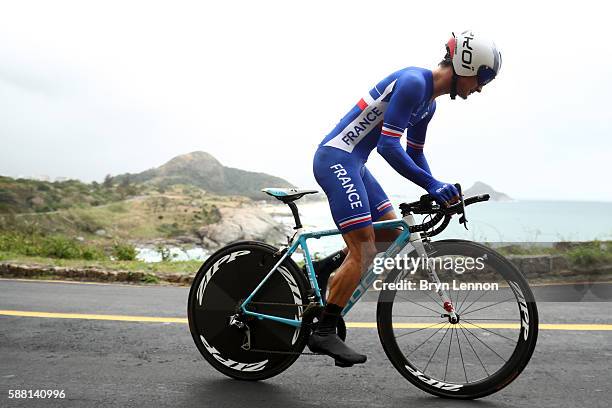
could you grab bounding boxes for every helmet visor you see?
[477,45,501,86]
[477,66,497,86]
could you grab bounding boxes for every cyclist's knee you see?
[342,226,377,270]
[345,243,377,272]
[360,244,378,265]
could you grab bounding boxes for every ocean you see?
[136,198,612,262]
[274,198,612,257]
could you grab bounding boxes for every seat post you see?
[285,201,302,230]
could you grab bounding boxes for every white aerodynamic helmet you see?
[445,30,502,87]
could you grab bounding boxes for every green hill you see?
[112,151,294,199]
[0,176,139,214]
[0,151,295,216]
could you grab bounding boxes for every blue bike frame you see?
[239,218,413,328]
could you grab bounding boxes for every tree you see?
[103,174,113,189]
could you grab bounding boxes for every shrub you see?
[68,210,104,233]
[108,203,127,213]
[112,242,138,261]
[142,274,160,284]
[567,244,612,267]
[156,245,175,262]
[157,223,184,237]
[41,236,82,259]
[81,246,105,260]
[0,232,106,260]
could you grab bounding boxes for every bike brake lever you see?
[454,183,469,230]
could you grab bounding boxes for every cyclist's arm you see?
[405,100,436,176]
[376,75,436,190]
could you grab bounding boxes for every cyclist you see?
[308,31,502,366]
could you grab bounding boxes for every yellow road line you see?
[345,322,612,331]
[1,310,612,331]
[0,310,187,324]
[3,277,612,287]
[0,278,138,287]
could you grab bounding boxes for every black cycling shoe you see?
[308,333,367,366]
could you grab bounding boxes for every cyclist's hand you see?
[426,180,460,207]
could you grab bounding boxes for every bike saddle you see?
[261,188,318,203]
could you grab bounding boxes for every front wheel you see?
[377,240,538,399]
[188,241,311,381]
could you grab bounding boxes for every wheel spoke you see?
[456,326,468,383]
[461,297,517,317]
[462,319,517,343]
[444,324,454,381]
[459,323,507,362]
[457,287,472,312]
[395,293,442,315]
[423,325,450,374]
[422,290,445,310]
[404,323,449,358]
[395,321,447,340]
[459,324,489,377]
[458,289,490,314]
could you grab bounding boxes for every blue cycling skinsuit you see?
[313,67,439,233]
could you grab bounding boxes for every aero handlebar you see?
[399,184,490,237]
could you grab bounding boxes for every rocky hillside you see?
[0,176,140,214]
[0,185,286,249]
[464,181,512,201]
[112,151,294,200]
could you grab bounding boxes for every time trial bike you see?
[187,186,538,399]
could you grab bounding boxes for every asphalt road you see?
[1,279,611,408]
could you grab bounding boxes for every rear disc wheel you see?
[188,241,311,380]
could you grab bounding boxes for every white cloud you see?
[0,0,610,200]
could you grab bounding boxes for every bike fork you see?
[403,214,459,323]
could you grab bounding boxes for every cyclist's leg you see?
[311,147,376,364]
[361,166,402,247]
[326,225,378,306]
[313,147,373,234]
[313,148,377,299]
[310,248,347,302]
[309,224,376,365]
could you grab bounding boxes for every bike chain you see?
[240,301,326,356]
[247,301,323,320]
[248,301,311,307]
[247,348,321,356]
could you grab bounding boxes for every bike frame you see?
[239,216,423,328]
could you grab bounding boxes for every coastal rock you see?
[175,235,201,245]
[507,255,551,276]
[464,182,512,201]
[197,206,286,248]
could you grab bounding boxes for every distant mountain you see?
[464,181,512,201]
[112,151,294,200]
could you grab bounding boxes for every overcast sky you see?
[1,0,610,201]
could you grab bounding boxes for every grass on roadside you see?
[495,241,612,267]
[0,251,202,275]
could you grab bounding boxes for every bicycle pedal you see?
[334,359,354,368]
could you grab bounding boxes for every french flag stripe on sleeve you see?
[406,138,425,149]
[338,214,372,229]
[384,123,404,132]
[381,125,403,137]
[376,201,393,211]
